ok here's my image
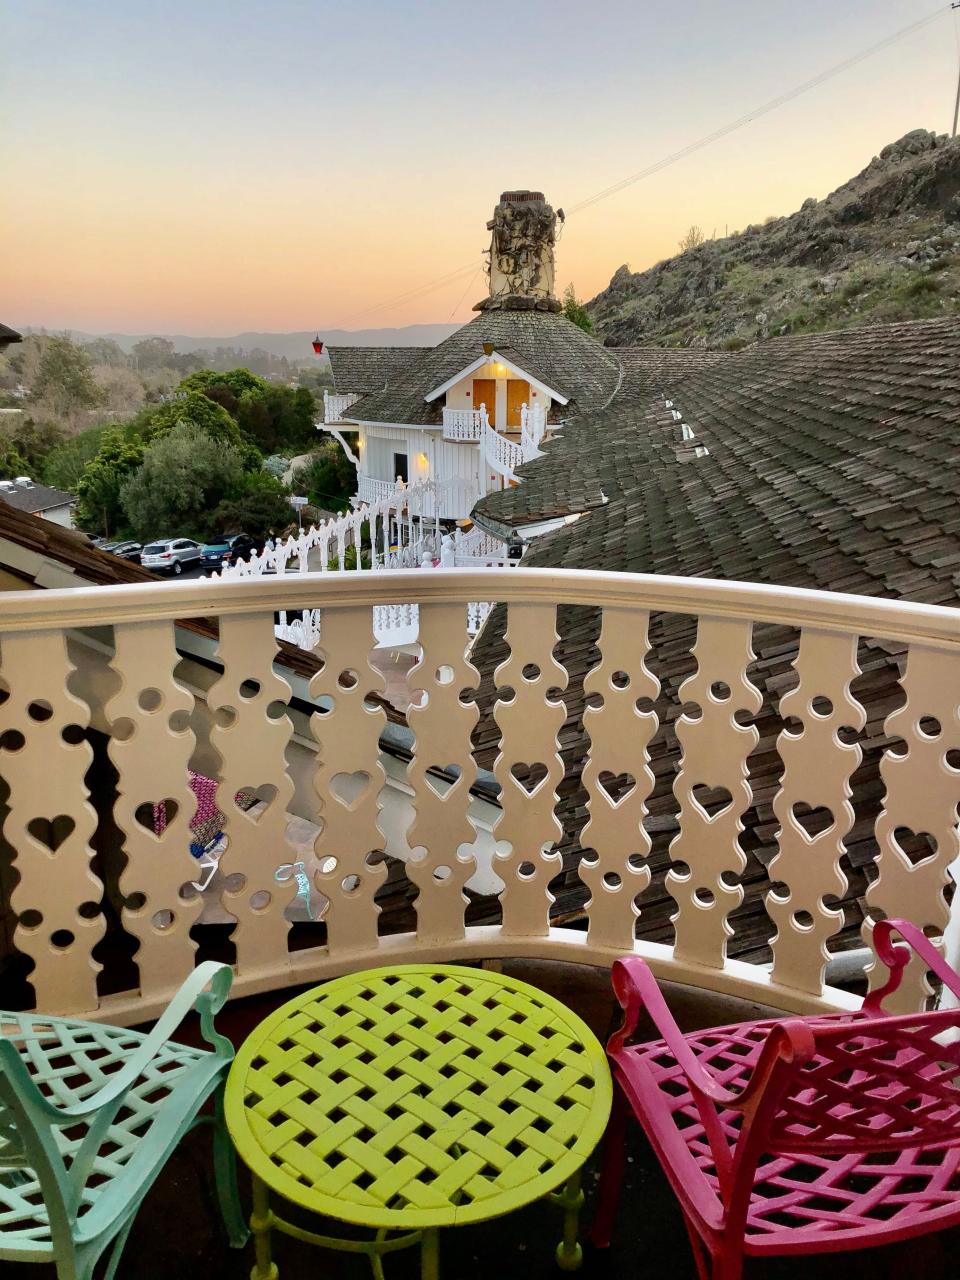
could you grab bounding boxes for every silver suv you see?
[141,538,202,575]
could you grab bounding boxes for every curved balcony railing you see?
[0,568,957,1028]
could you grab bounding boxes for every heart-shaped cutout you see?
[510,761,548,795]
[692,784,733,819]
[135,799,179,835]
[27,815,75,853]
[235,783,277,822]
[424,764,462,797]
[791,802,834,839]
[892,825,937,866]
[330,770,371,808]
[598,771,636,805]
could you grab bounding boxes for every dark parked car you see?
[141,538,203,575]
[200,533,258,571]
[104,540,142,563]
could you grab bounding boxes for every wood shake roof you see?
[344,310,622,426]
[467,316,960,964]
[327,347,425,395]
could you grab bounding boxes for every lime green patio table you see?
[225,962,612,1279]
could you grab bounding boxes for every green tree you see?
[290,441,356,512]
[120,423,244,542]
[131,336,176,371]
[74,430,144,537]
[10,418,67,473]
[0,435,29,478]
[30,335,104,427]
[131,391,261,467]
[43,426,108,490]
[178,367,268,402]
[562,284,594,334]
[81,337,129,367]
[211,471,295,541]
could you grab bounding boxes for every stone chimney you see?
[475,190,561,312]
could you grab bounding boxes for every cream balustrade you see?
[441,408,485,441]
[1,568,959,1026]
[323,390,359,423]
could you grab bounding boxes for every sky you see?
[4,0,960,335]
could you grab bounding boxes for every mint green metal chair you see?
[0,961,248,1280]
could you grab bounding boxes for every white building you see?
[320,191,621,522]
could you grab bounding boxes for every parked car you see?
[141,538,202,575]
[199,533,258,571]
[104,540,142,563]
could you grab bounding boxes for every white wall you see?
[41,504,75,529]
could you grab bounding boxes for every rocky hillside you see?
[588,130,960,349]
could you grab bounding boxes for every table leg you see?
[420,1226,440,1280]
[555,1170,585,1272]
[250,1175,279,1280]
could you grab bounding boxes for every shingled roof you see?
[0,323,22,347]
[474,346,734,530]
[0,479,75,516]
[467,315,960,964]
[344,310,622,426]
[327,347,424,395]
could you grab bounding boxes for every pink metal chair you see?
[591,919,960,1280]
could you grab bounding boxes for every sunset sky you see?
[5,0,959,336]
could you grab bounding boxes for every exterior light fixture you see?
[311,335,324,355]
[482,341,495,357]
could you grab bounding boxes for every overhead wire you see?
[341,4,952,322]
[566,4,949,215]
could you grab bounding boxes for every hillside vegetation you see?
[588,130,960,349]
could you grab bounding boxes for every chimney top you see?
[478,191,560,313]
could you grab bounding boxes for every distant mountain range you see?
[20,323,461,362]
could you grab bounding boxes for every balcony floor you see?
[8,961,958,1279]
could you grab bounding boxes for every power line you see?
[342,4,952,323]
[568,4,950,215]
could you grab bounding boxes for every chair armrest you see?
[607,956,745,1108]
[0,961,234,1125]
[862,918,960,1013]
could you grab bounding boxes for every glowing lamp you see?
[311,335,324,355]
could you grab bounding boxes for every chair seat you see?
[621,1012,960,1254]
[0,1010,218,1252]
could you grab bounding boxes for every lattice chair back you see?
[720,920,960,1224]
[0,1023,90,1261]
[761,1010,960,1158]
[0,963,245,1277]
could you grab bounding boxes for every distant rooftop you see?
[0,476,74,515]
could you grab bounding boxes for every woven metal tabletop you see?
[225,963,611,1229]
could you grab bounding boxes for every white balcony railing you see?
[442,407,485,441]
[356,474,401,505]
[323,390,359,423]
[1,568,957,1027]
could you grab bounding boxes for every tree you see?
[120,423,244,542]
[290,441,356,512]
[43,426,108,490]
[93,365,145,418]
[30,335,104,428]
[0,434,29,478]
[179,368,317,454]
[562,284,594,334]
[81,337,129,367]
[74,430,144,537]
[132,391,261,467]
[8,418,66,473]
[131,337,176,371]
[178,368,269,401]
[211,472,296,541]
[678,225,705,253]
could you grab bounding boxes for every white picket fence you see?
[215,478,514,650]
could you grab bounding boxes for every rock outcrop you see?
[588,130,960,348]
